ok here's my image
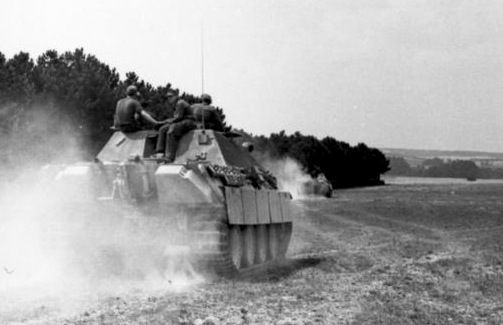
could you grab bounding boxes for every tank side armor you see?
[97,130,157,162]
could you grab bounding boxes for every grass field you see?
[2,181,503,324]
[292,182,503,324]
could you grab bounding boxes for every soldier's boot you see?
[165,135,177,162]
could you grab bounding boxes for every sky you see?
[1,0,503,152]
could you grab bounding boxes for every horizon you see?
[381,146,503,155]
[2,0,503,152]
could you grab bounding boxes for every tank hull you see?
[49,129,293,276]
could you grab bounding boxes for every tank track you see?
[189,218,293,276]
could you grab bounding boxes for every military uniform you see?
[157,99,197,161]
[114,96,144,132]
[190,103,224,131]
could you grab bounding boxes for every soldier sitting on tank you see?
[190,93,224,131]
[153,91,197,162]
[113,85,161,133]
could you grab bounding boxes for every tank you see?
[301,174,333,198]
[48,128,293,276]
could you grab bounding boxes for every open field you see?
[2,181,503,324]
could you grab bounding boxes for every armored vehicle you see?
[301,174,333,198]
[51,128,294,276]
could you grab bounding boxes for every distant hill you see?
[381,148,503,168]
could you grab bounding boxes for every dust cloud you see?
[0,104,203,322]
[262,157,325,257]
[263,157,312,199]
[0,103,84,173]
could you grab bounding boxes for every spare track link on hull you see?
[191,220,293,276]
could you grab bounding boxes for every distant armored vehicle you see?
[301,174,333,198]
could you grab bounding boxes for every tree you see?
[0,51,7,100]
[424,159,479,179]
[387,156,412,175]
[33,48,121,151]
[3,52,35,103]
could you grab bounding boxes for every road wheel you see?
[278,222,293,257]
[242,225,256,267]
[229,225,244,270]
[255,225,268,264]
[267,223,280,261]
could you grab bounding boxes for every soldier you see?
[114,85,160,132]
[190,93,224,131]
[154,90,197,162]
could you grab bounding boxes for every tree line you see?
[387,156,503,180]
[239,130,390,188]
[0,49,229,155]
[0,48,389,187]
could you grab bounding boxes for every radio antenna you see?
[200,21,205,94]
[200,20,206,131]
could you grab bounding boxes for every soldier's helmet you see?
[201,93,212,104]
[166,90,177,98]
[126,85,137,96]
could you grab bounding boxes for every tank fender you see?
[39,164,67,184]
[54,163,103,201]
